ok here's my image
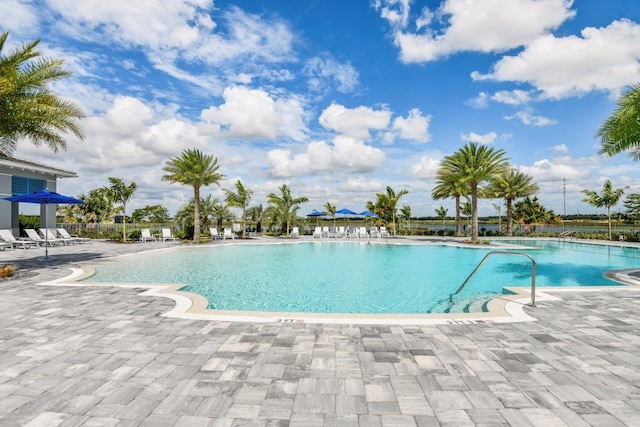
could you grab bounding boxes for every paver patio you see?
[0,239,639,426]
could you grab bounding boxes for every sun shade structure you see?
[335,208,358,216]
[4,189,83,259]
[359,210,378,217]
[306,210,326,225]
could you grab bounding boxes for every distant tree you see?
[582,180,626,240]
[513,196,555,226]
[162,148,224,240]
[597,83,640,159]
[435,206,448,227]
[432,172,469,237]
[486,170,539,236]
[439,143,510,241]
[367,186,409,236]
[400,205,411,231]
[246,204,265,233]
[78,188,112,223]
[131,205,170,223]
[324,201,336,225]
[0,31,85,155]
[624,193,640,223]
[224,180,253,239]
[266,185,308,235]
[104,177,136,241]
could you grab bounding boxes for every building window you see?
[12,176,45,195]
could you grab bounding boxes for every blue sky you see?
[3,0,640,217]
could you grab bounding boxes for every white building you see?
[0,152,77,235]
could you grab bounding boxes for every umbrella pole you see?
[44,202,50,259]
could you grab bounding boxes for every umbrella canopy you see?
[306,210,326,217]
[4,189,84,205]
[4,189,84,259]
[359,210,378,217]
[335,208,358,215]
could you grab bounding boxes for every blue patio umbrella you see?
[359,210,378,218]
[335,208,358,225]
[306,210,326,225]
[4,189,84,259]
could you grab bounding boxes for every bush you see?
[18,215,40,236]
[0,265,15,278]
[128,230,141,241]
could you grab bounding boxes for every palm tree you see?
[266,184,308,235]
[246,204,265,233]
[582,180,626,240]
[440,143,510,241]
[0,31,84,154]
[324,201,336,225]
[223,180,253,239]
[162,148,224,241]
[486,170,539,236]
[432,172,469,237]
[435,206,448,227]
[597,83,640,159]
[400,205,411,232]
[104,177,136,241]
[367,186,409,236]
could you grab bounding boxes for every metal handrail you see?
[451,251,536,307]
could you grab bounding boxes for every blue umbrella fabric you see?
[335,208,358,215]
[306,210,326,225]
[4,189,84,259]
[359,210,378,217]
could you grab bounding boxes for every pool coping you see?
[33,238,640,325]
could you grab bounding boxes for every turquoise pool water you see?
[86,240,633,314]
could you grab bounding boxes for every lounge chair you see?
[380,226,389,238]
[43,228,72,245]
[328,226,337,238]
[313,226,322,238]
[337,226,346,238]
[140,228,156,242]
[347,226,358,238]
[322,226,330,238]
[25,229,61,246]
[0,229,36,249]
[223,228,234,240]
[209,227,222,240]
[290,227,300,238]
[161,228,178,242]
[357,226,369,238]
[0,241,11,250]
[57,228,90,244]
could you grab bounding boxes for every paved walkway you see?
[0,239,639,426]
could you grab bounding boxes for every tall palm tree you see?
[246,204,265,233]
[440,143,510,241]
[367,186,409,236]
[162,148,224,241]
[582,180,626,240]
[597,83,640,159]
[486,170,539,236]
[324,201,336,225]
[104,177,137,241]
[223,180,254,239]
[432,172,469,237]
[266,184,308,235]
[0,31,84,154]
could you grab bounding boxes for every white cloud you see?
[411,156,440,179]
[338,177,385,192]
[0,0,40,36]
[551,144,569,153]
[460,131,498,144]
[376,0,575,63]
[392,109,431,143]
[304,56,360,94]
[505,111,557,126]
[491,90,532,105]
[319,103,392,140]
[267,136,386,177]
[473,19,640,99]
[519,158,590,183]
[466,92,489,109]
[200,86,307,141]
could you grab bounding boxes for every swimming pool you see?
[85,239,634,315]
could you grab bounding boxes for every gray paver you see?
[2,238,640,426]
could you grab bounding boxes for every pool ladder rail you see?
[451,250,537,308]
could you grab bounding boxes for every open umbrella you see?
[4,189,84,259]
[359,210,378,218]
[306,210,326,226]
[335,208,358,225]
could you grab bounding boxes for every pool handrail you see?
[452,250,536,307]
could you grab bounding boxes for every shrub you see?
[128,230,142,241]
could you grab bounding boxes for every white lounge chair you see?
[328,226,337,238]
[313,226,322,238]
[290,227,300,238]
[43,228,72,245]
[357,227,369,238]
[209,227,222,240]
[0,229,36,249]
[25,229,61,246]
[161,228,178,242]
[347,226,358,238]
[140,228,156,242]
[369,226,379,238]
[0,241,11,250]
[337,226,346,238]
[322,226,330,238]
[57,228,90,244]
[223,228,234,240]
[380,226,389,238]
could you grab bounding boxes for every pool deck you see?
[1,237,640,426]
